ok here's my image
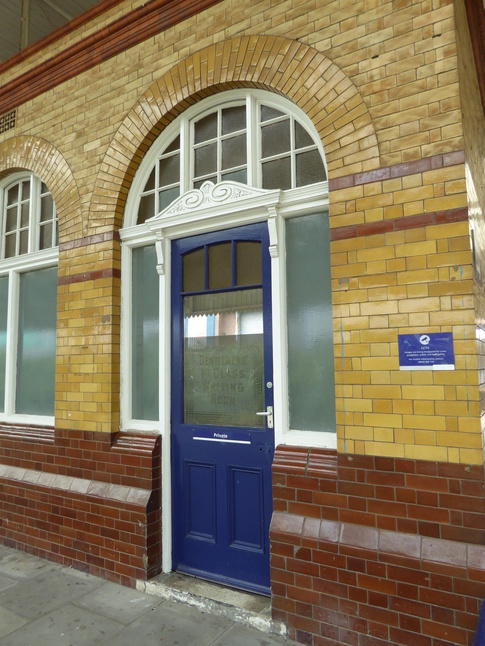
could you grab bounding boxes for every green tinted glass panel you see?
[16,267,57,416]
[184,289,264,427]
[286,213,335,433]
[0,276,7,412]
[132,245,159,420]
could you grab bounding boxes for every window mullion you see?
[4,269,19,417]
[30,175,39,253]
[248,94,258,188]
[181,117,191,192]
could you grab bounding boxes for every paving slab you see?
[0,550,57,580]
[0,567,102,620]
[0,547,297,646]
[0,606,28,640]
[212,623,295,646]
[0,602,124,646]
[102,599,234,646]
[75,580,163,623]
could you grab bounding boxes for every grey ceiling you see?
[0,0,102,64]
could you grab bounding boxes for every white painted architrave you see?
[119,179,333,573]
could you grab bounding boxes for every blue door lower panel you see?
[172,429,273,595]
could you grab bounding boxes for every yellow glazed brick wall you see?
[454,0,485,465]
[0,0,482,463]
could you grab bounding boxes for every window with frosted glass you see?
[16,267,57,416]
[132,245,159,420]
[0,276,7,413]
[134,94,327,224]
[286,213,335,432]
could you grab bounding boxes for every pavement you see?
[0,544,297,646]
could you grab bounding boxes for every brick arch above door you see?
[0,135,82,240]
[89,35,380,233]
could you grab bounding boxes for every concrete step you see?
[137,572,287,638]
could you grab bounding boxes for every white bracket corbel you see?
[267,206,279,258]
[154,230,165,275]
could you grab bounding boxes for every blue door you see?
[171,222,274,594]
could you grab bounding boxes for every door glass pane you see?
[237,242,262,286]
[16,266,57,416]
[184,289,264,427]
[209,243,232,290]
[286,213,335,432]
[0,276,7,413]
[183,248,205,292]
[132,245,159,420]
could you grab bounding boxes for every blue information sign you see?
[398,333,455,371]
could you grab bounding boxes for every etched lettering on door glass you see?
[184,289,264,427]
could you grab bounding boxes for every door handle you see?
[256,406,273,429]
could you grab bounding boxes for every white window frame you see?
[0,172,58,426]
[120,92,334,574]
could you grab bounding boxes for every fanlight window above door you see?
[135,92,327,225]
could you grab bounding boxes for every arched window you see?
[0,173,58,422]
[121,90,335,446]
[127,91,327,226]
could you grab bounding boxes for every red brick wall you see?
[271,447,485,645]
[0,426,161,586]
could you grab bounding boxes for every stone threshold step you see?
[137,571,286,637]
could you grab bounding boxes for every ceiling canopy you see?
[0,0,102,64]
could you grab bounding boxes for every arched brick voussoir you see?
[90,35,380,233]
[0,135,83,241]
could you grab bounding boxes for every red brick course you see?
[272,446,485,645]
[0,425,161,586]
